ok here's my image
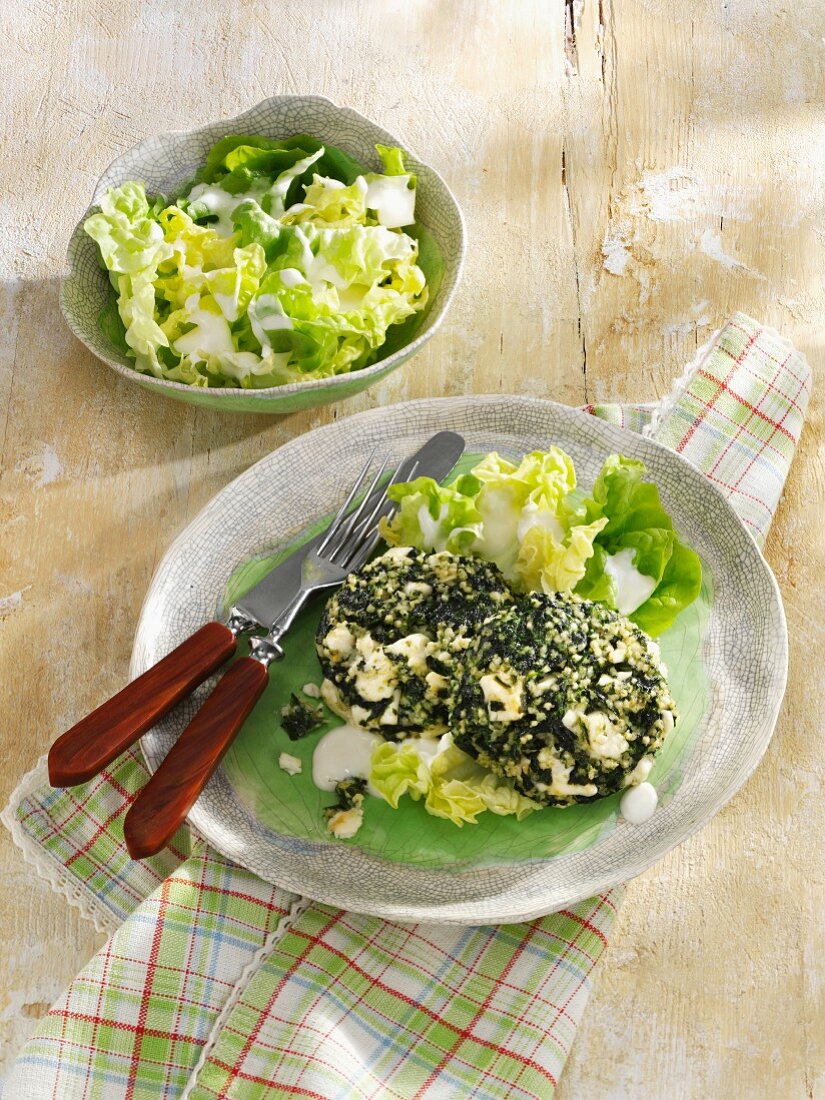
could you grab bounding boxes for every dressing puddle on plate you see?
[218,453,712,871]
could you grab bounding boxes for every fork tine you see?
[347,458,418,548]
[324,457,389,560]
[317,449,376,555]
[339,459,419,571]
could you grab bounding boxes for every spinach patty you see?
[451,592,677,806]
[316,547,513,734]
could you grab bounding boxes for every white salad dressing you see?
[185,181,268,237]
[603,547,657,616]
[619,782,659,824]
[476,487,520,565]
[312,724,383,793]
[416,503,450,550]
[364,174,416,228]
[173,307,234,358]
[267,147,325,208]
[205,267,242,322]
[247,294,293,351]
[292,226,316,273]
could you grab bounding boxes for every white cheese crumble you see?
[626,755,655,785]
[479,673,525,723]
[352,634,397,701]
[581,711,629,761]
[385,632,432,676]
[278,752,302,776]
[536,750,599,798]
[324,624,355,658]
[302,682,321,699]
[326,805,364,839]
[404,581,433,596]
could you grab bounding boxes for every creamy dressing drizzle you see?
[416,503,450,549]
[619,781,658,824]
[364,174,416,228]
[603,548,657,616]
[247,294,293,351]
[185,181,268,237]
[173,308,233,358]
[311,724,382,793]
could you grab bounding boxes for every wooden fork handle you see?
[48,622,238,788]
[123,657,269,860]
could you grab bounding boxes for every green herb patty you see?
[451,591,676,805]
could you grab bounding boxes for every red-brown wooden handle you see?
[123,657,269,860]
[48,622,237,788]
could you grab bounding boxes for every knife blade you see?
[230,430,465,629]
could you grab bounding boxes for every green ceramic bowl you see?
[60,96,465,414]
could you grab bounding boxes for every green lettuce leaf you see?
[628,539,703,636]
[574,454,702,634]
[370,736,541,827]
[370,742,430,808]
[381,448,604,591]
[517,517,608,593]
[380,474,483,554]
[380,446,701,634]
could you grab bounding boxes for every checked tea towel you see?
[3,313,811,1099]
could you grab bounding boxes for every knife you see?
[48,431,465,788]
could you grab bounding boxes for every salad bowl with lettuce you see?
[60,96,463,413]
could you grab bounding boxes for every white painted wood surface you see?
[1,1,823,1094]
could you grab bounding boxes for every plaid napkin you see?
[3,314,810,1099]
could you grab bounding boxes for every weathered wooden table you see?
[2,1,823,1094]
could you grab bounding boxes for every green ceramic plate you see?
[135,396,787,923]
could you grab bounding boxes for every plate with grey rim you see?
[134,395,787,924]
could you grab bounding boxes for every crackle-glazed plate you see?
[135,396,787,924]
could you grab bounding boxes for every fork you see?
[122,453,414,860]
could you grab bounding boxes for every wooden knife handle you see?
[123,657,269,860]
[48,622,237,788]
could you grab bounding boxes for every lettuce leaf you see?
[380,474,483,553]
[381,449,604,590]
[627,539,703,636]
[370,737,540,827]
[574,454,702,634]
[517,517,608,593]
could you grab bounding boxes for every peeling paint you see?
[699,228,760,276]
[602,231,632,275]
[0,588,30,617]
[16,444,63,488]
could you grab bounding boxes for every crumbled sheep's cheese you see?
[316,547,513,735]
[278,752,303,776]
[385,632,433,676]
[302,682,321,699]
[479,673,525,723]
[326,805,364,839]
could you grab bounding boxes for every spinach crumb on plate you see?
[280,692,325,740]
[324,777,368,839]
